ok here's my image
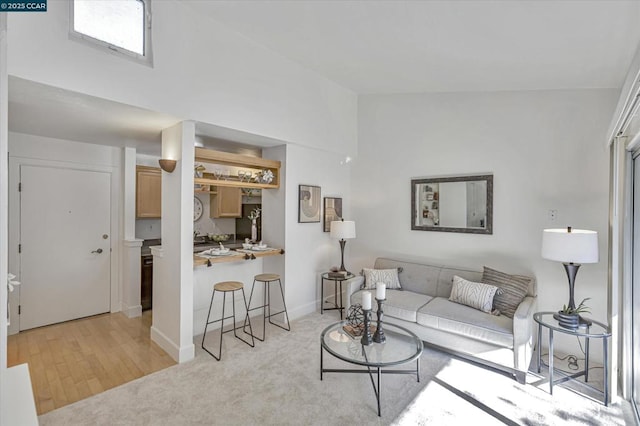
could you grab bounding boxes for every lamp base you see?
[553,312,592,329]
[338,239,347,272]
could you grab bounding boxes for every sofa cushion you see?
[482,266,532,318]
[362,268,402,290]
[449,275,499,313]
[351,289,433,322]
[372,258,482,298]
[416,297,513,348]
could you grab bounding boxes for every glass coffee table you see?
[320,321,423,417]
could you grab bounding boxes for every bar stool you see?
[244,273,291,341]
[201,281,254,361]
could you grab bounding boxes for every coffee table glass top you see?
[321,321,423,367]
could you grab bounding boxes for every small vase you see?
[251,219,257,242]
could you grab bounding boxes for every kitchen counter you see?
[193,247,284,267]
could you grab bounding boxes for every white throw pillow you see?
[362,268,401,290]
[449,275,498,313]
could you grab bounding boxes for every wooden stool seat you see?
[214,281,244,292]
[254,273,280,282]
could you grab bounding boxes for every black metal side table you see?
[320,272,355,319]
[534,311,611,406]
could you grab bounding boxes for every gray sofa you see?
[346,257,537,383]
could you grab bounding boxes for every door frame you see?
[8,156,121,334]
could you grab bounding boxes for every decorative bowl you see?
[210,234,230,242]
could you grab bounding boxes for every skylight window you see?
[71,0,152,64]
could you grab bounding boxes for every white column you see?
[123,147,137,240]
[151,121,195,363]
[121,147,143,318]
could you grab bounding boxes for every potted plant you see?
[554,298,590,329]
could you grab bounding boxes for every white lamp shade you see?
[330,220,356,239]
[541,228,599,264]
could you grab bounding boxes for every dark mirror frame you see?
[411,174,493,234]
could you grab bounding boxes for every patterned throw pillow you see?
[482,266,532,318]
[449,275,499,313]
[362,268,402,290]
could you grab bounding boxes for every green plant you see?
[559,297,591,315]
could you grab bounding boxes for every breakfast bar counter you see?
[192,248,284,267]
[191,247,284,336]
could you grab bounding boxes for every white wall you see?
[353,89,617,359]
[281,144,352,318]
[6,0,357,157]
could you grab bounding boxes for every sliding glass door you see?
[632,152,640,418]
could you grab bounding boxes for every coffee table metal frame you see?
[320,321,423,417]
[534,311,611,406]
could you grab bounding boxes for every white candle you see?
[362,291,372,310]
[376,283,386,300]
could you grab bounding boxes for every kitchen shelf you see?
[194,178,278,190]
[194,147,280,190]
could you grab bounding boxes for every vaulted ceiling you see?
[187,0,640,94]
[9,1,640,151]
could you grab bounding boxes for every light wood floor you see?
[7,310,176,415]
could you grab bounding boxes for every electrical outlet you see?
[548,209,557,221]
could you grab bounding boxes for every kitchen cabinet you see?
[211,186,242,218]
[136,166,161,218]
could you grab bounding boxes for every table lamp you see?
[541,227,598,323]
[330,219,356,272]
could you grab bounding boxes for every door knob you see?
[92,248,103,254]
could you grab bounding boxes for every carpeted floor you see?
[39,312,634,425]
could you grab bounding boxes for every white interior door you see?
[19,165,111,330]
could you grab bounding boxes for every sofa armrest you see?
[512,296,537,372]
[344,275,364,306]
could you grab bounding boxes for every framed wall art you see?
[298,184,321,223]
[323,197,342,232]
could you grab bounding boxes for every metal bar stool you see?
[202,281,255,361]
[243,273,291,341]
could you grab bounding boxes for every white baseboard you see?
[122,304,142,318]
[150,326,194,363]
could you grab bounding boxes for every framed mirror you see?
[411,174,493,234]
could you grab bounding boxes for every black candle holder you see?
[361,309,373,346]
[373,298,386,343]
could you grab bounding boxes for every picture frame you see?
[323,197,343,232]
[298,185,321,223]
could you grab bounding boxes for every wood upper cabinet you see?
[136,166,162,218]
[210,186,242,218]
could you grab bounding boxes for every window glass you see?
[73,0,145,56]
